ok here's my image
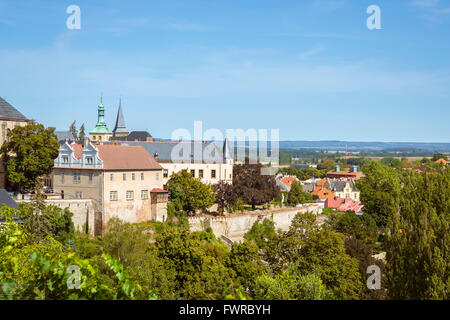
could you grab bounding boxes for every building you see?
[52,142,168,230]
[119,139,234,186]
[0,97,30,188]
[311,185,335,200]
[327,165,364,180]
[325,197,364,215]
[89,98,113,143]
[112,98,128,138]
[327,180,360,202]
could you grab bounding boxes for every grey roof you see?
[328,180,358,192]
[120,141,225,163]
[113,99,128,134]
[0,189,21,222]
[0,97,28,121]
[223,138,233,159]
[55,130,74,143]
[127,131,152,141]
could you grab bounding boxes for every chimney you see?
[153,153,159,161]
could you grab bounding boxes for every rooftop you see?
[0,97,28,122]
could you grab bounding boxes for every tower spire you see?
[113,97,128,137]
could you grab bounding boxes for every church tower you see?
[113,97,128,138]
[89,96,113,143]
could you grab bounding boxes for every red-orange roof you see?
[281,176,297,188]
[71,144,83,159]
[97,145,162,170]
[434,158,448,164]
[311,186,334,199]
[327,171,357,176]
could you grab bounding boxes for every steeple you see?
[90,96,112,135]
[223,138,233,160]
[113,97,128,137]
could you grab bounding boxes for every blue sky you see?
[0,0,449,142]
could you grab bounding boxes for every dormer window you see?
[62,156,69,164]
[86,157,93,164]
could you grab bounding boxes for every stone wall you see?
[188,203,323,242]
[17,199,100,236]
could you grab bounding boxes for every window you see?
[75,192,82,199]
[123,173,126,181]
[190,170,195,177]
[62,156,69,164]
[61,173,65,183]
[141,173,144,181]
[88,173,93,182]
[163,169,168,178]
[99,136,102,141]
[126,191,134,201]
[73,172,81,182]
[156,172,159,181]
[110,191,118,201]
[141,190,148,200]
[211,170,216,179]
[132,173,135,181]
[110,173,114,181]
[199,169,204,178]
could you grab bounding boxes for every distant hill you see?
[279,141,450,152]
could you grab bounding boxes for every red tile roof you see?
[97,145,162,170]
[281,176,297,188]
[325,197,363,213]
[434,158,448,165]
[71,144,83,159]
[311,186,334,199]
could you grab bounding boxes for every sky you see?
[0,0,449,142]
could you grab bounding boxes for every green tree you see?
[326,211,378,246]
[287,180,313,206]
[386,168,449,299]
[431,153,447,161]
[357,162,402,228]
[167,170,215,215]
[1,121,59,194]
[380,157,402,169]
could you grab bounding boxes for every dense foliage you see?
[0,121,59,193]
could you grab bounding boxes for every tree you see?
[386,168,449,299]
[79,123,86,143]
[1,121,59,194]
[326,211,378,246]
[317,158,336,171]
[228,240,264,290]
[287,180,313,206]
[214,181,238,214]
[431,153,447,161]
[18,202,74,244]
[233,162,279,209]
[167,170,215,215]
[69,120,78,141]
[356,162,402,228]
[344,237,387,300]
[276,213,362,299]
[380,157,402,169]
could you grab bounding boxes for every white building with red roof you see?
[51,141,168,233]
